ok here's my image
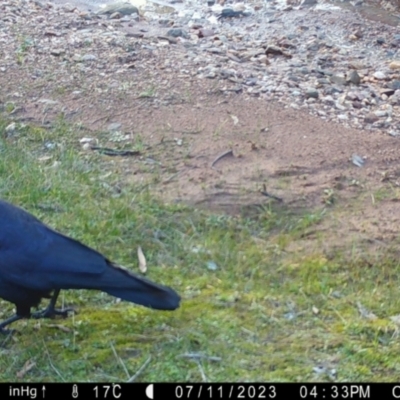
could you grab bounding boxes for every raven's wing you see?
[0,200,108,290]
[0,200,180,310]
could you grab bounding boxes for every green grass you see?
[1,117,400,382]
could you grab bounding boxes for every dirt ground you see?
[11,76,400,250]
[3,0,400,252]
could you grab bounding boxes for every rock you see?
[218,8,249,19]
[5,123,17,134]
[97,3,139,16]
[329,75,347,86]
[364,113,379,124]
[322,95,335,106]
[81,54,97,62]
[167,28,190,39]
[219,69,237,79]
[300,0,317,5]
[374,110,387,117]
[108,123,122,131]
[265,45,283,55]
[348,61,366,69]
[198,28,215,38]
[206,47,224,54]
[381,88,395,97]
[389,61,400,70]
[110,12,122,19]
[245,77,258,86]
[389,80,400,90]
[299,67,310,75]
[348,70,360,85]
[50,49,65,56]
[373,71,386,80]
[305,88,319,99]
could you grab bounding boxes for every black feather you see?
[0,199,180,333]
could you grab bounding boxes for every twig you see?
[162,170,182,184]
[196,360,207,382]
[43,339,65,381]
[110,342,130,379]
[177,353,222,362]
[90,146,140,157]
[127,356,152,382]
[0,331,14,348]
[261,191,283,202]
[211,149,233,168]
[91,108,138,125]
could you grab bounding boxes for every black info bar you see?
[2,383,399,400]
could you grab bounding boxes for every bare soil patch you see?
[2,0,400,252]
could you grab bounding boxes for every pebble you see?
[97,3,139,16]
[373,71,386,80]
[2,0,400,136]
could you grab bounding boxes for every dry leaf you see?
[16,360,36,378]
[137,246,147,273]
[389,314,400,325]
[230,114,239,125]
[38,156,52,162]
[79,137,94,143]
[357,301,378,320]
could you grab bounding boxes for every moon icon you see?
[145,384,154,399]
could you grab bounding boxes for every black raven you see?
[0,199,180,334]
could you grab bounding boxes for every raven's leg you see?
[32,290,75,319]
[0,314,22,334]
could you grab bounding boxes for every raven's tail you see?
[99,262,180,310]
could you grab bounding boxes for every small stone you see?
[167,28,190,39]
[81,54,97,62]
[389,61,400,70]
[305,88,319,99]
[373,71,386,80]
[330,75,347,86]
[97,3,139,16]
[50,49,65,56]
[108,123,122,131]
[265,45,283,55]
[198,28,215,38]
[364,113,379,124]
[5,123,17,133]
[381,88,395,97]
[389,80,400,90]
[207,261,218,271]
[374,110,387,117]
[348,70,360,85]
[300,0,317,5]
[206,47,224,54]
[352,154,364,167]
[322,95,335,105]
[110,12,121,19]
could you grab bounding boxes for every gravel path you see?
[3,0,400,136]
